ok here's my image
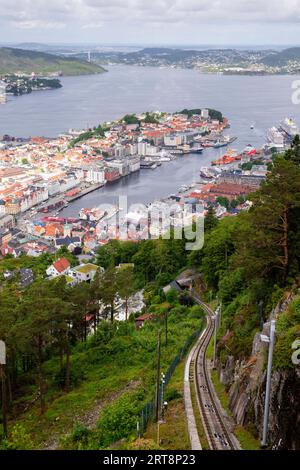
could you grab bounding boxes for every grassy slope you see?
[0,47,106,76]
[5,307,203,449]
[143,361,190,450]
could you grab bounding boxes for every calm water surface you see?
[1,66,299,213]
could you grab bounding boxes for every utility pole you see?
[160,373,165,419]
[157,372,166,446]
[0,340,7,438]
[258,300,264,329]
[261,320,276,448]
[165,311,168,347]
[155,330,161,422]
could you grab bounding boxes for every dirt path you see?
[43,379,140,450]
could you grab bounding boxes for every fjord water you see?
[1,65,300,212]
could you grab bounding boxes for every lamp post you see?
[213,306,220,368]
[136,418,140,439]
[261,320,276,448]
[0,340,7,438]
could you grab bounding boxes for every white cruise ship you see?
[0,81,6,104]
[266,127,285,147]
[279,118,299,138]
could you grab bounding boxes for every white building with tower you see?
[0,81,6,104]
[201,109,209,119]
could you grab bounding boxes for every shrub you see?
[274,325,300,369]
[96,390,144,448]
[165,289,179,304]
[2,424,34,450]
[188,305,204,319]
[54,363,87,388]
[165,388,182,402]
[70,424,91,443]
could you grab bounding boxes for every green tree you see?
[132,240,156,284]
[96,240,122,269]
[216,196,230,209]
[117,266,136,320]
[14,280,71,413]
[122,114,139,125]
[0,285,21,402]
[201,217,239,289]
[285,134,300,167]
[235,157,300,285]
[94,267,118,323]
[71,282,94,343]
[205,205,218,232]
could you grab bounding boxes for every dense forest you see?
[1,139,300,449]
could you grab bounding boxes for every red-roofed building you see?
[46,258,70,278]
[135,313,155,329]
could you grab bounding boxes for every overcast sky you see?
[1,0,300,46]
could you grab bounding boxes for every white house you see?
[69,263,99,283]
[46,258,71,278]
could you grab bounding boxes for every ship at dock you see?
[189,144,204,154]
[279,118,299,140]
[212,149,241,166]
[0,81,7,104]
[213,136,237,148]
[266,126,286,149]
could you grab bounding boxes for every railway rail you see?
[188,291,240,450]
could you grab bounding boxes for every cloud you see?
[1,0,300,32]
[11,20,65,30]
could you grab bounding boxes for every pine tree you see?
[95,267,118,323]
[285,135,300,167]
[235,156,300,285]
[205,205,218,232]
[14,280,70,413]
[116,266,136,320]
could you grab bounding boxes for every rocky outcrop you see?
[217,295,300,449]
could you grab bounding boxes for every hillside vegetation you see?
[1,138,300,449]
[0,273,204,449]
[189,138,300,369]
[262,47,300,66]
[0,47,106,76]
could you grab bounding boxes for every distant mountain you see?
[262,47,300,66]
[0,47,106,76]
[15,43,52,51]
[85,46,300,74]
[86,46,271,68]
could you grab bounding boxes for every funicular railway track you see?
[188,291,240,450]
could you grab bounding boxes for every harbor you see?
[1,88,300,257]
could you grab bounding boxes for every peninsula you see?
[0,47,106,76]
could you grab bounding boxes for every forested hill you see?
[0,47,106,76]
[262,47,300,66]
[1,139,300,449]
